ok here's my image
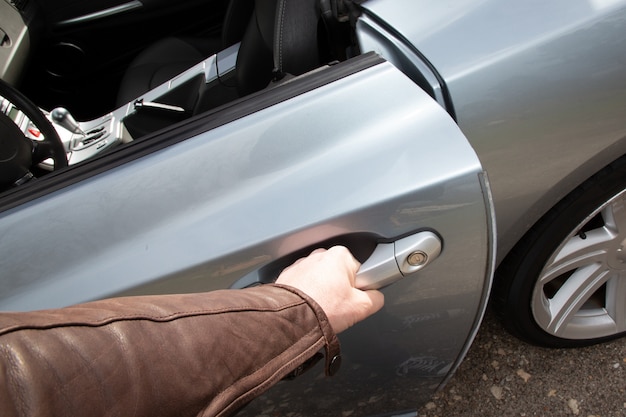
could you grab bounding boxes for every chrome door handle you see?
[355,231,442,290]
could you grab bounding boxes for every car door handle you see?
[355,231,442,290]
[230,231,442,290]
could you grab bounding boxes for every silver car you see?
[1,0,625,415]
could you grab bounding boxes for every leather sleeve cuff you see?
[270,284,342,376]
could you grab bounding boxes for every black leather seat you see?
[116,0,255,106]
[117,0,324,108]
[235,0,322,96]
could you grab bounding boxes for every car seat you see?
[116,0,255,107]
[117,0,323,109]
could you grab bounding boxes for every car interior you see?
[0,0,359,192]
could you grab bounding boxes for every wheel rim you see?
[532,188,626,340]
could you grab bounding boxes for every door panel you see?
[33,0,224,27]
[0,60,494,415]
[35,0,146,23]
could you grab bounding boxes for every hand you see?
[276,246,384,333]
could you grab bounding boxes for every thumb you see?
[361,289,385,316]
[350,288,385,323]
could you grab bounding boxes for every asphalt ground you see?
[417,307,626,417]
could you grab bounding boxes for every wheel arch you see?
[492,150,626,346]
[495,139,626,268]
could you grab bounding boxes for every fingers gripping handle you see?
[355,232,442,290]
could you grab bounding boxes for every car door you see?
[0,53,495,416]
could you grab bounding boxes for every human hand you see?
[276,246,384,333]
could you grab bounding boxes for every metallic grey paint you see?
[359,0,626,264]
[2,0,626,414]
[0,61,494,413]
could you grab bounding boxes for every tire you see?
[494,156,626,348]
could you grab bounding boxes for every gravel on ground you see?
[417,308,626,417]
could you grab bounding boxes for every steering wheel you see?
[0,78,68,191]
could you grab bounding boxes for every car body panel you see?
[3,0,624,414]
[358,0,626,264]
[0,58,494,415]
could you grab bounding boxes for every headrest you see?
[236,0,322,96]
[273,0,321,78]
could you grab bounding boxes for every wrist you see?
[270,283,342,376]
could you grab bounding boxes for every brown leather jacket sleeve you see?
[0,284,341,417]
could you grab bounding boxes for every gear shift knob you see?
[50,107,85,135]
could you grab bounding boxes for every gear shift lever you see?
[50,107,85,135]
